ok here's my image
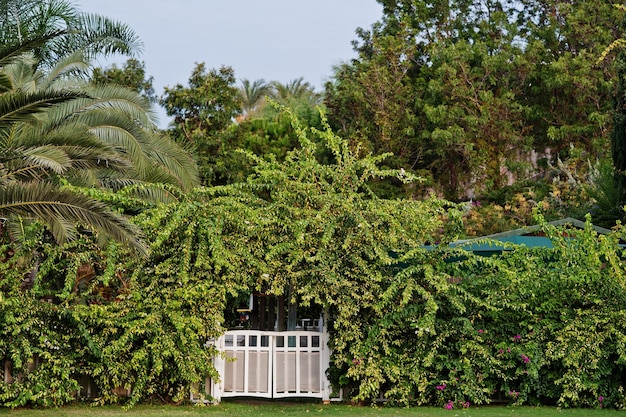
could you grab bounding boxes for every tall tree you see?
[0,33,197,253]
[326,0,619,202]
[238,78,270,119]
[160,63,242,185]
[266,78,323,129]
[597,5,626,226]
[325,23,422,175]
[270,78,320,103]
[91,58,156,102]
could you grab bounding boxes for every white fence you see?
[193,330,332,402]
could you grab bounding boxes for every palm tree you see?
[42,65,199,191]
[269,78,322,105]
[0,83,148,253]
[0,33,198,254]
[238,78,270,119]
[0,0,142,68]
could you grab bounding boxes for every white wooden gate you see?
[200,330,331,402]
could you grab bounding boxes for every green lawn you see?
[0,402,622,417]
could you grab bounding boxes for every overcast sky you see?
[75,1,383,127]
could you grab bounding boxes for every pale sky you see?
[75,1,383,127]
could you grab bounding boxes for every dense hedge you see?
[328,215,626,409]
[0,233,223,407]
[3,216,624,409]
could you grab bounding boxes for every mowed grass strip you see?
[0,402,623,417]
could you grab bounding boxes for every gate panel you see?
[223,351,245,392]
[247,350,270,392]
[273,332,323,398]
[274,351,296,392]
[219,331,273,398]
[300,351,320,393]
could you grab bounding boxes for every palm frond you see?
[17,122,130,168]
[47,83,156,127]
[0,72,13,93]
[66,13,143,59]
[39,50,90,89]
[141,132,200,190]
[113,182,183,205]
[0,181,147,255]
[0,30,67,67]
[239,78,270,115]
[49,104,198,189]
[0,89,84,128]
[0,0,139,66]
[6,87,197,190]
[3,214,34,245]
[2,54,40,93]
[22,145,72,173]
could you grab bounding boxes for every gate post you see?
[190,336,223,404]
[321,310,332,403]
[211,336,224,402]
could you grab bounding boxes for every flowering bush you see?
[327,215,626,409]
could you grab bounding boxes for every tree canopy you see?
[325,0,620,205]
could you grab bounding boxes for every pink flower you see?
[445,400,454,410]
[599,395,604,402]
[478,329,484,334]
[521,354,530,363]
[436,384,446,390]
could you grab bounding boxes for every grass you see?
[0,401,623,417]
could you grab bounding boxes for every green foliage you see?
[326,0,618,201]
[0,222,224,407]
[0,0,142,68]
[0,106,459,408]
[165,71,325,187]
[439,215,626,408]
[321,211,626,409]
[91,59,156,103]
[203,106,324,186]
[325,22,422,191]
[610,11,626,224]
[160,64,242,186]
[231,106,465,404]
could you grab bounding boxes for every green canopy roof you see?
[449,217,612,254]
